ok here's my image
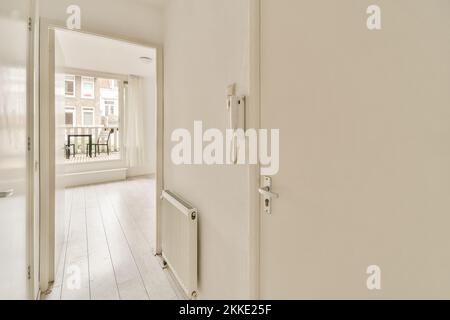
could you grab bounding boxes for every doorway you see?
[39,24,173,300]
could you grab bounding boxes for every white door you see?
[260,0,450,299]
[0,0,30,300]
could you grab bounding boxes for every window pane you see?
[102,99,117,117]
[65,112,73,126]
[65,81,74,96]
[83,111,94,126]
[83,83,93,97]
[82,78,95,99]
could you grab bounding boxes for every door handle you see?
[259,177,278,214]
[0,189,14,198]
[258,187,279,199]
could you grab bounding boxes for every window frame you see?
[81,107,95,127]
[81,77,95,100]
[101,98,118,117]
[65,75,76,98]
[64,106,76,127]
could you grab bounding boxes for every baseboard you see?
[126,166,155,178]
[64,168,127,188]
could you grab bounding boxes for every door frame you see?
[248,0,262,300]
[27,0,40,300]
[39,18,164,293]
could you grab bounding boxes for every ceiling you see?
[55,29,156,78]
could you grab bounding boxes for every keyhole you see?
[265,199,270,208]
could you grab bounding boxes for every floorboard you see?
[42,177,182,301]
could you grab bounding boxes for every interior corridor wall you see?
[163,0,251,299]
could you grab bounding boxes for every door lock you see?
[259,177,279,214]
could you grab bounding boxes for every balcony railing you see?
[64,126,120,163]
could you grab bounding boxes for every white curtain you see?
[125,75,146,167]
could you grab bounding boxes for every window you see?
[101,99,118,117]
[65,107,76,127]
[65,75,76,97]
[81,77,95,99]
[82,107,95,127]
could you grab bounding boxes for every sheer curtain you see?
[124,75,146,168]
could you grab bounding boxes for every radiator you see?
[161,190,198,299]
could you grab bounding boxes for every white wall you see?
[39,0,164,45]
[163,0,251,299]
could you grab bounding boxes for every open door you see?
[39,22,67,293]
[0,0,31,300]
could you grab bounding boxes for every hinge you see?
[28,17,32,32]
[27,137,31,152]
[27,265,31,280]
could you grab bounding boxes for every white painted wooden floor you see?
[42,178,184,300]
